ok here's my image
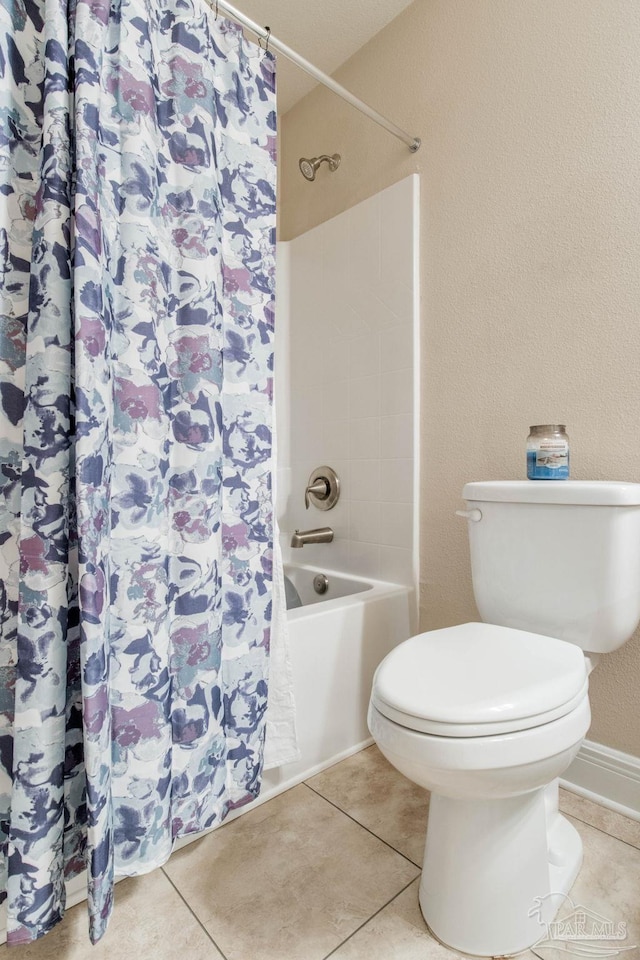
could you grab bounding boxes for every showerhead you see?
[299,158,317,181]
[298,154,341,182]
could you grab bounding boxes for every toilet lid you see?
[371,622,589,737]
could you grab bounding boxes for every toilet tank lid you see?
[463,480,640,506]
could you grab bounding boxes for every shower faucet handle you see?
[305,478,331,509]
[304,466,340,511]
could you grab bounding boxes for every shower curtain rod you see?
[213,0,421,152]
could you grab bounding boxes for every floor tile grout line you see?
[562,811,640,852]
[320,876,418,960]
[302,781,423,869]
[304,776,639,859]
[161,867,229,960]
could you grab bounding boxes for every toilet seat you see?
[371,622,588,738]
[372,682,589,737]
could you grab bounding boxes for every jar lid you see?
[529,424,566,433]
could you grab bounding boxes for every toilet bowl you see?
[369,621,591,957]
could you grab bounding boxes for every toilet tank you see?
[462,481,640,653]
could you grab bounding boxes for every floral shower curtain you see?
[0,0,276,943]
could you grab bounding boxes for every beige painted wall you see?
[279,0,640,758]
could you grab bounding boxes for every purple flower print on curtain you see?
[0,0,276,943]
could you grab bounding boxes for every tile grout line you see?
[161,867,230,960]
[305,775,639,858]
[320,876,418,960]
[302,781,423,869]
[562,810,640,853]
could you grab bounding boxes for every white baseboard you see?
[561,738,640,822]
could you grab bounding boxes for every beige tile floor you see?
[3,745,639,960]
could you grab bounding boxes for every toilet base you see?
[419,780,582,957]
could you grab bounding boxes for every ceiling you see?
[229,0,416,114]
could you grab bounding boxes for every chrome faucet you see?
[290,527,334,548]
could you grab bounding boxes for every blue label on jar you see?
[527,450,569,480]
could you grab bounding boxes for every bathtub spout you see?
[290,527,334,548]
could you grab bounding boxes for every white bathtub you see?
[261,564,413,797]
[285,563,372,607]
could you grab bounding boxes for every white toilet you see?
[368,480,640,957]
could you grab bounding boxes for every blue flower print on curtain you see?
[0,0,276,943]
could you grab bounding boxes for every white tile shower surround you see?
[9,745,639,960]
[276,175,419,592]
